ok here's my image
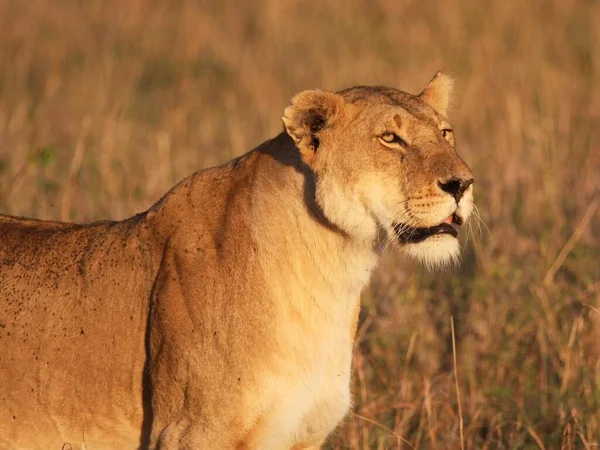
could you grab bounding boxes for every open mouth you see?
[393,214,463,244]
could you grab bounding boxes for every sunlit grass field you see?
[0,0,599,448]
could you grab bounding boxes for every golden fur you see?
[0,73,473,449]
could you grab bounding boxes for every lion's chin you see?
[401,234,460,271]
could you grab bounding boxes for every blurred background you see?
[0,0,599,448]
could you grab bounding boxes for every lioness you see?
[0,72,473,449]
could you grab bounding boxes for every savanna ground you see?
[0,0,599,448]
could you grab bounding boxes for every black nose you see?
[438,177,474,202]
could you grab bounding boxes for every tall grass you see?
[0,0,599,447]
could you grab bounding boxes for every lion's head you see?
[282,72,474,268]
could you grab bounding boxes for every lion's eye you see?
[378,132,407,148]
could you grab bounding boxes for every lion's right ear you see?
[418,71,454,117]
[282,90,344,164]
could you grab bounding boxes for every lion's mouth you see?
[393,214,463,244]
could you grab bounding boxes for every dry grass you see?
[1,0,599,448]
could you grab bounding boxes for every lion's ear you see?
[282,89,344,164]
[418,71,454,117]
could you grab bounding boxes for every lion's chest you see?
[248,300,358,447]
[295,358,354,444]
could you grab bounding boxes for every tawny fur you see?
[0,73,473,450]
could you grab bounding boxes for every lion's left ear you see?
[418,71,454,117]
[282,89,344,164]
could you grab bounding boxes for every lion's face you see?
[282,73,474,268]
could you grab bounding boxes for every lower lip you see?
[394,222,458,244]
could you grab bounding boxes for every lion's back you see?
[0,214,149,314]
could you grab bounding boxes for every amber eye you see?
[378,132,407,148]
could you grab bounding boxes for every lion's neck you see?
[250,135,378,318]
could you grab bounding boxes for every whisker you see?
[470,207,483,238]
[472,204,490,238]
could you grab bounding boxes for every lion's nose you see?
[438,177,474,202]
